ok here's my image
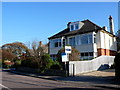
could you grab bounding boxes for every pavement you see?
[9,70,59,81]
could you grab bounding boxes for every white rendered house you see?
[48,16,117,60]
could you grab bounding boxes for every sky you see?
[2,2,118,46]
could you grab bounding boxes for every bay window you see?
[76,34,93,45]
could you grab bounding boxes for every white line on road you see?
[0,84,12,90]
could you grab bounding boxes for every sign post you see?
[61,46,71,77]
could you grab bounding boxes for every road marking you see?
[0,84,11,90]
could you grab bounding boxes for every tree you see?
[114,52,120,79]
[30,41,45,69]
[23,40,50,71]
[2,50,17,61]
[1,41,51,72]
[1,42,30,57]
[116,29,120,51]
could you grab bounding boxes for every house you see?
[48,16,117,60]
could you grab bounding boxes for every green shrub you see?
[11,59,22,68]
[21,56,39,69]
[50,61,62,70]
[41,53,54,72]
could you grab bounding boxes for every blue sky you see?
[2,2,118,46]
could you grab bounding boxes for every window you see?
[76,36,80,45]
[76,34,93,45]
[70,25,74,31]
[54,39,61,47]
[69,37,75,47]
[50,39,61,48]
[55,42,58,47]
[70,23,79,31]
[88,34,92,43]
[89,52,93,56]
[50,54,57,60]
[80,52,94,60]
[75,24,79,30]
[81,53,84,56]
[81,35,88,44]
[84,53,88,56]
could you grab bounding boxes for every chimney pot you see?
[109,15,114,34]
[39,41,42,46]
[109,15,112,19]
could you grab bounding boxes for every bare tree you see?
[27,40,48,68]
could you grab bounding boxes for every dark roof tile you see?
[48,19,114,39]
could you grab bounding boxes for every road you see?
[1,70,120,90]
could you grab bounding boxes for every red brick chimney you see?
[39,41,42,46]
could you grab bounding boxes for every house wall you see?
[49,32,98,59]
[96,30,117,56]
[49,30,117,59]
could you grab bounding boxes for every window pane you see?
[89,52,93,56]
[50,40,53,48]
[88,34,92,43]
[55,42,58,47]
[85,53,88,56]
[69,37,75,47]
[81,35,88,44]
[75,24,79,30]
[59,42,61,47]
[71,25,74,31]
[81,53,84,56]
[76,36,79,45]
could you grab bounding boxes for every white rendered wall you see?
[69,56,115,76]
[96,30,117,51]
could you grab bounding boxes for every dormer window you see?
[70,23,79,31]
[69,21,84,31]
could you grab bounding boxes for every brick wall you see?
[97,48,117,56]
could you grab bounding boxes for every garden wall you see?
[69,56,115,76]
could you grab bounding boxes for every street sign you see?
[65,46,71,54]
[61,53,68,62]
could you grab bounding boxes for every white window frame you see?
[68,36,75,47]
[70,22,80,31]
[50,39,61,48]
[75,33,93,45]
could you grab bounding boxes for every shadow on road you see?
[56,75,120,85]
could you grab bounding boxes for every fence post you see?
[73,64,75,77]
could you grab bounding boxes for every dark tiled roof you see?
[48,19,113,39]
